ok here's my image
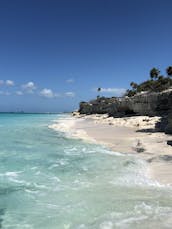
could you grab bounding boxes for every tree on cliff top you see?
[125,66,172,97]
[97,87,101,98]
[150,68,160,80]
[166,66,172,76]
[130,82,138,89]
[97,87,101,92]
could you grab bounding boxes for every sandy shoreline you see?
[49,114,172,186]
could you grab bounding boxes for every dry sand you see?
[49,113,172,186]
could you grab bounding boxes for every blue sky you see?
[0,0,172,112]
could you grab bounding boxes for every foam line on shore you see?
[51,114,172,186]
[49,117,96,143]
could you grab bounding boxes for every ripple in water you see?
[0,113,172,228]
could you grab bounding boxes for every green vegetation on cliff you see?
[126,66,172,97]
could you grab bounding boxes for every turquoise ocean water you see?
[0,113,172,229]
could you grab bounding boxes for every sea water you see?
[0,113,172,229]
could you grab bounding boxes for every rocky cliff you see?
[78,90,172,134]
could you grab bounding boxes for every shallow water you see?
[0,113,172,228]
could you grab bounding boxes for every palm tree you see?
[166,66,172,77]
[130,82,138,89]
[97,87,101,92]
[97,87,101,98]
[150,68,160,80]
[158,75,164,81]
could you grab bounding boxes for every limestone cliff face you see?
[165,112,172,134]
[165,93,172,134]
[79,90,172,116]
[79,90,172,134]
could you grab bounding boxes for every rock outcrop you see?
[78,90,172,134]
[165,113,172,134]
[79,90,172,116]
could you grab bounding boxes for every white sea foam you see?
[50,176,61,182]
[48,164,59,170]
[1,113,172,228]
[8,177,31,186]
[25,189,39,194]
[35,171,41,175]
[30,167,38,170]
[49,117,164,189]
[49,117,95,143]
[33,183,48,190]
[49,117,76,132]
[100,221,113,229]
[0,171,23,178]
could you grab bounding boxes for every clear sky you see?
[0,0,172,112]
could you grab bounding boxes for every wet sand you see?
[49,114,172,186]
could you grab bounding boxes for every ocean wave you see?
[0,171,23,178]
[1,113,172,228]
[48,117,95,143]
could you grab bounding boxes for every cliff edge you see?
[78,90,172,134]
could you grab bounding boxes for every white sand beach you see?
[49,113,172,186]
